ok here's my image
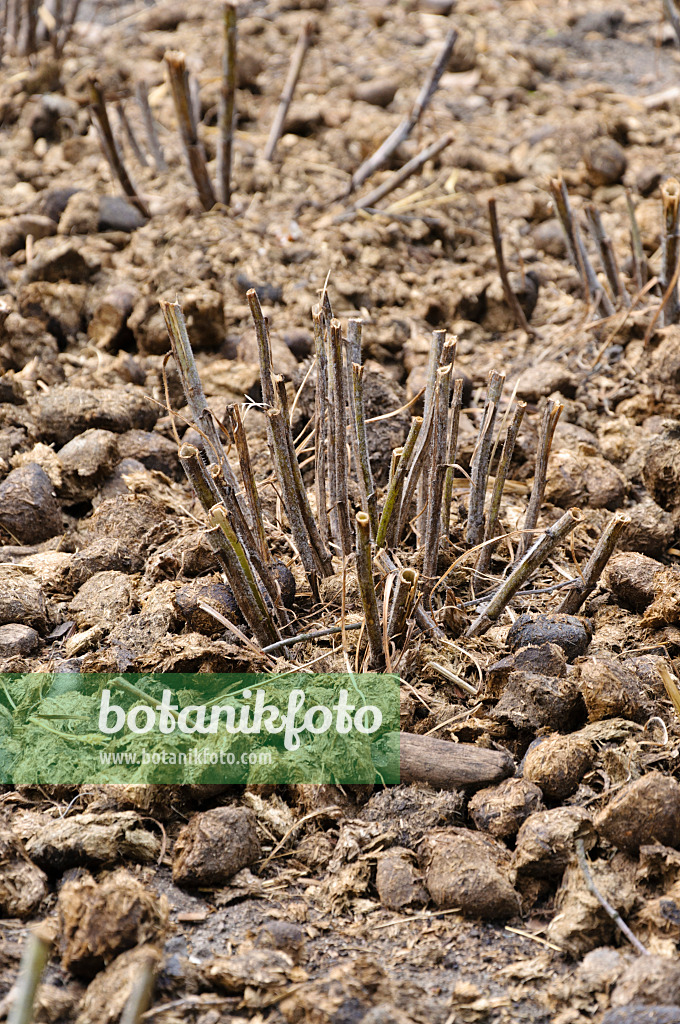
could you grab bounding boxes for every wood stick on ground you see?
[165,51,216,211]
[353,132,454,212]
[350,28,457,194]
[558,511,630,615]
[585,203,628,306]
[378,731,514,789]
[88,77,150,218]
[227,404,270,564]
[664,0,680,47]
[120,952,159,1024]
[575,839,649,956]
[386,567,418,641]
[136,80,167,172]
[516,398,562,559]
[161,301,240,492]
[466,507,583,637]
[423,366,452,589]
[625,189,647,290]
[218,2,237,205]
[466,370,505,547]
[441,374,464,539]
[328,319,352,556]
[355,511,385,668]
[488,197,534,335]
[662,177,680,325]
[264,19,315,161]
[116,101,148,167]
[473,400,526,592]
[376,417,422,547]
[7,924,53,1024]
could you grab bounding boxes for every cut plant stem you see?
[136,80,167,172]
[328,319,352,555]
[376,416,422,547]
[116,101,148,167]
[88,77,150,218]
[352,362,378,535]
[550,174,613,317]
[218,2,237,205]
[227,404,269,563]
[423,366,452,590]
[387,567,418,641]
[516,399,562,559]
[662,178,680,325]
[488,197,534,335]
[8,923,53,1024]
[264,19,314,161]
[354,132,454,212]
[376,548,445,639]
[54,0,82,57]
[350,28,457,193]
[312,306,330,545]
[474,400,526,592]
[164,51,216,211]
[625,189,647,290]
[466,507,583,637]
[585,203,628,306]
[466,370,505,547]
[558,511,630,615]
[210,504,281,647]
[161,300,240,492]
[355,512,385,668]
[441,375,464,539]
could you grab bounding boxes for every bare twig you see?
[88,77,150,218]
[350,28,457,193]
[466,507,583,637]
[466,370,504,547]
[312,306,330,545]
[661,177,680,325]
[264,19,314,161]
[387,567,418,641]
[8,924,53,1024]
[136,81,167,173]
[488,197,535,334]
[550,174,613,317]
[376,417,422,548]
[116,101,148,167]
[353,132,454,212]
[165,51,216,211]
[474,400,526,591]
[352,362,378,536]
[218,2,237,205]
[585,203,628,307]
[516,399,562,560]
[558,512,630,614]
[575,839,649,956]
[328,319,352,555]
[355,512,385,668]
[441,374,463,539]
[227,405,269,564]
[423,366,452,589]
[625,189,647,290]
[54,0,81,56]
[664,0,680,47]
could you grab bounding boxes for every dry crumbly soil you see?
[3,1,680,1022]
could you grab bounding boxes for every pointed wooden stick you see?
[264,19,314,161]
[466,370,504,547]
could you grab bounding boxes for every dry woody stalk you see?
[516,398,562,559]
[264,20,314,161]
[88,77,150,218]
[165,51,216,211]
[218,2,237,205]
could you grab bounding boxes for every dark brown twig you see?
[516,399,562,560]
[353,132,454,212]
[661,177,680,325]
[558,511,629,614]
[466,370,504,547]
[88,77,150,218]
[136,81,167,173]
[116,102,148,168]
[355,512,385,668]
[488,197,535,335]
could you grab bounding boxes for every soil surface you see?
[2,1,680,1023]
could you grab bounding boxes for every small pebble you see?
[584,137,627,187]
[0,622,40,657]
[352,79,399,108]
